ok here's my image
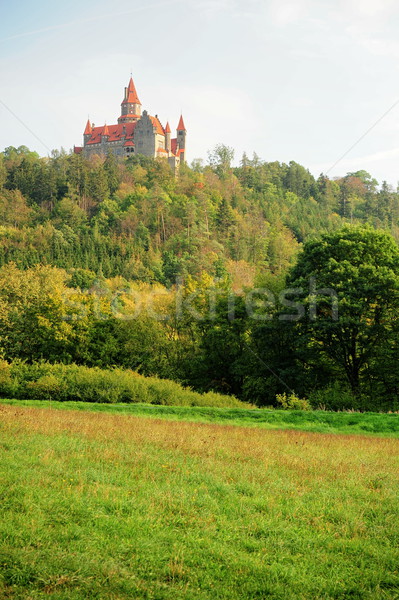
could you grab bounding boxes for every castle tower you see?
[176,115,186,162]
[118,76,142,124]
[101,123,110,144]
[83,119,92,145]
[165,121,171,153]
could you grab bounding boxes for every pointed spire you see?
[177,115,186,131]
[84,119,92,135]
[122,76,141,105]
[165,121,171,133]
[102,123,110,137]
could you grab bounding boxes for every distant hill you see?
[1,146,397,286]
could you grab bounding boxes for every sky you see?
[1,0,399,184]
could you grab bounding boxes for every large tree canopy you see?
[287,226,399,395]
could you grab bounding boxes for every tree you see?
[0,264,75,362]
[215,197,235,234]
[286,226,399,397]
[207,144,234,177]
[0,154,6,190]
[189,292,250,396]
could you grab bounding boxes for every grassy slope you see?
[1,404,399,599]
[1,398,399,437]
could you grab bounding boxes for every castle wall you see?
[83,140,127,157]
[133,112,156,156]
[156,134,165,150]
[168,155,180,175]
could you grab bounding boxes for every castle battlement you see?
[74,76,186,170]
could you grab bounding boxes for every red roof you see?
[102,123,110,137]
[149,115,165,136]
[85,122,137,144]
[165,121,171,133]
[124,140,135,147]
[118,114,140,122]
[84,119,92,135]
[177,115,186,131]
[74,146,83,154]
[169,140,184,157]
[122,77,141,105]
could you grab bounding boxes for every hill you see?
[1,146,399,410]
[1,146,397,283]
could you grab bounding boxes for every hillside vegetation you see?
[1,146,399,409]
[1,147,398,281]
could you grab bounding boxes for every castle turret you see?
[165,121,171,153]
[102,123,110,144]
[176,115,186,162]
[118,76,142,123]
[83,119,92,145]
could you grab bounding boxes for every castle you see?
[74,76,186,170]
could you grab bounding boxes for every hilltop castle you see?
[74,76,186,170]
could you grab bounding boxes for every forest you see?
[0,143,399,410]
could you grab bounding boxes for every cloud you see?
[341,0,396,19]
[266,0,314,25]
[310,147,399,178]
[349,34,399,59]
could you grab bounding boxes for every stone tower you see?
[176,115,186,163]
[83,119,93,145]
[118,77,142,124]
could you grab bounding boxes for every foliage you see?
[1,145,387,285]
[307,381,361,411]
[275,392,311,411]
[286,226,399,398]
[1,147,399,409]
[0,360,246,408]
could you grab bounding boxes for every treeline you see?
[1,146,399,410]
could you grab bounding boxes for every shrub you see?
[0,360,17,397]
[0,361,248,409]
[26,374,62,400]
[275,392,311,411]
[308,382,360,411]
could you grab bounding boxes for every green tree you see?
[207,144,235,177]
[0,154,6,190]
[0,264,75,362]
[286,226,399,397]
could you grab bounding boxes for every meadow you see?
[1,403,398,599]
[1,398,399,437]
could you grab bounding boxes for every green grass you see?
[1,398,399,437]
[0,404,398,599]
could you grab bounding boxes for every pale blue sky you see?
[1,0,399,184]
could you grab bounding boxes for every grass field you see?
[1,404,399,599]
[1,398,399,437]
